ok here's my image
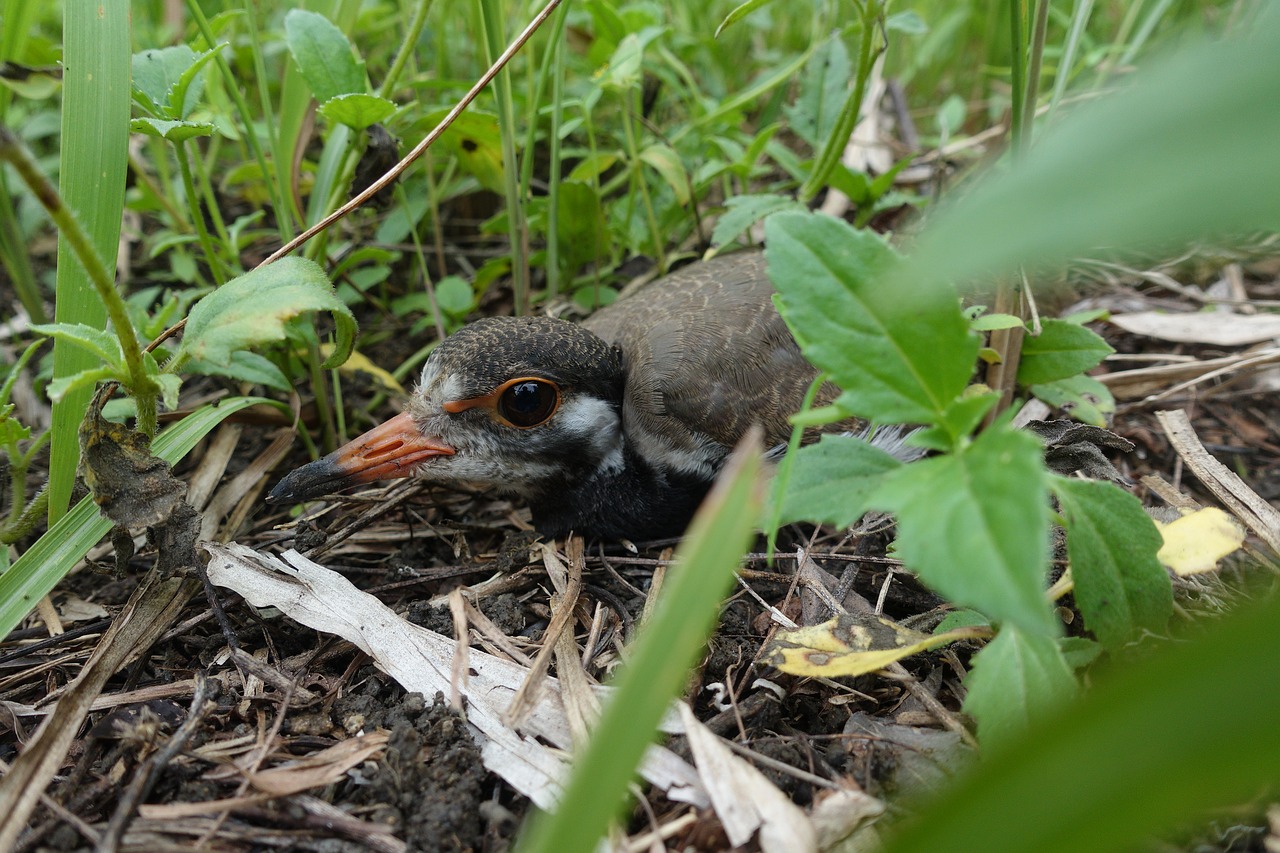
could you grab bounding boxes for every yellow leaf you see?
[1154,507,1245,576]
[762,612,987,678]
[319,344,405,396]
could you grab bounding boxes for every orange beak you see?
[267,412,454,504]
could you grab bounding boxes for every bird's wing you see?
[584,252,842,476]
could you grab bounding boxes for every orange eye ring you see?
[442,376,561,429]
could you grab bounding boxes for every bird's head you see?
[267,316,626,505]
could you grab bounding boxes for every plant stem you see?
[379,0,436,99]
[174,139,228,285]
[0,127,159,438]
[1009,0,1028,156]
[621,90,664,273]
[478,0,530,315]
[798,0,883,202]
[186,0,295,241]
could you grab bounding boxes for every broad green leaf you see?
[962,626,1077,748]
[130,118,215,142]
[712,193,805,247]
[1017,319,1114,385]
[434,276,475,318]
[0,397,281,640]
[1052,477,1171,649]
[971,312,1024,331]
[180,257,356,370]
[871,422,1055,635]
[1030,374,1114,427]
[45,368,118,404]
[422,109,504,192]
[553,182,608,273]
[784,33,851,149]
[600,29,664,90]
[318,93,396,131]
[31,323,123,367]
[766,211,979,424]
[775,434,903,528]
[169,46,220,119]
[566,151,620,183]
[186,351,291,392]
[132,45,198,118]
[883,592,1280,853]
[284,9,366,104]
[638,144,689,205]
[901,14,1280,288]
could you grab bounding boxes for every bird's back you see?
[584,251,842,478]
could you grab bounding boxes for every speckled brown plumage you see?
[585,251,847,469]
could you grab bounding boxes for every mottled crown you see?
[428,316,624,400]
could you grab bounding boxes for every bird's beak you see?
[267,412,454,504]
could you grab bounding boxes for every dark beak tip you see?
[267,459,347,505]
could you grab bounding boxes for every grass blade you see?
[48,0,130,523]
[517,432,764,853]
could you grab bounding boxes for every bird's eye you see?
[495,379,559,428]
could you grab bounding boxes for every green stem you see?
[764,373,826,566]
[0,176,45,323]
[127,148,191,232]
[478,0,529,315]
[621,90,664,274]
[173,139,228,285]
[187,0,294,241]
[1024,0,1051,134]
[544,2,570,297]
[1,483,48,545]
[1008,0,1028,157]
[379,0,436,98]
[798,0,883,202]
[0,127,159,438]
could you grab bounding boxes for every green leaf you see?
[434,276,475,318]
[317,93,396,131]
[169,46,221,119]
[284,9,366,103]
[132,45,198,118]
[422,109,504,192]
[784,33,851,149]
[553,182,608,272]
[180,257,356,370]
[1030,375,1115,427]
[871,422,1055,635]
[715,0,779,37]
[130,117,215,142]
[46,368,118,404]
[185,351,291,392]
[775,434,904,528]
[30,323,124,368]
[962,626,1077,748]
[901,15,1280,287]
[1017,319,1114,385]
[766,211,979,424]
[711,193,804,247]
[883,592,1280,853]
[971,312,1025,331]
[638,144,689,205]
[1051,477,1171,650]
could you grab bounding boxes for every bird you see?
[268,251,868,540]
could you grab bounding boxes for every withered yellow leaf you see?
[1154,507,1244,576]
[762,612,987,678]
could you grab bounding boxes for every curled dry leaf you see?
[762,611,988,678]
